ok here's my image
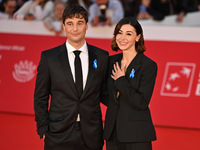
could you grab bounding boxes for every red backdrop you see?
[0,33,200,129]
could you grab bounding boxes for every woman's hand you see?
[111,62,126,80]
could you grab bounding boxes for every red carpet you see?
[0,112,200,150]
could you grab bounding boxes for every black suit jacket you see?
[103,52,157,142]
[34,43,109,149]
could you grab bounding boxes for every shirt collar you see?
[66,40,88,54]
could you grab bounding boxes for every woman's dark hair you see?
[62,4,88,24]
[111,17,146,53]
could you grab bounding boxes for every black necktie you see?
[73,50,83,98]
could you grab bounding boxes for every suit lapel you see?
[116,53,123,67]
[111,53,143,100]
[112,53,142,75]
[81,44,96,99]
[125,53,143,78]
[58,44,78,97]
[111,53,122,103]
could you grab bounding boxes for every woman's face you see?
[116,24,141,52]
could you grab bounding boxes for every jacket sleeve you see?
[34,51,51,138]
[100,52,109,106]
[114,61,157,110]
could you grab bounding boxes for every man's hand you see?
[176,11,185,22]
[24,14,34,20]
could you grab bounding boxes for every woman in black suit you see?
[103,17,157,150]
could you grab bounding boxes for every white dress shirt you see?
[66,40,89,121]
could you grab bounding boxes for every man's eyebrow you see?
[78,20,84,23]
[66,21,72,24]
[66,20,84,24]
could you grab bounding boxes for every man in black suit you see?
[34,4,109,150]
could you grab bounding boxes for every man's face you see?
[4,0,16,15]
[63,16,88,46]
[54,3,65,20]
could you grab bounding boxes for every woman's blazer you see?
[103,52,157,142]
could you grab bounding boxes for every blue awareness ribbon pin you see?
[93,59,97,69]
[130,69,135,78]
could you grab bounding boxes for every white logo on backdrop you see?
[195,72,200,96]
[12,60,37,83]
[160,62,196,97]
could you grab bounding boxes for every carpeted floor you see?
[0,112,200,150]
